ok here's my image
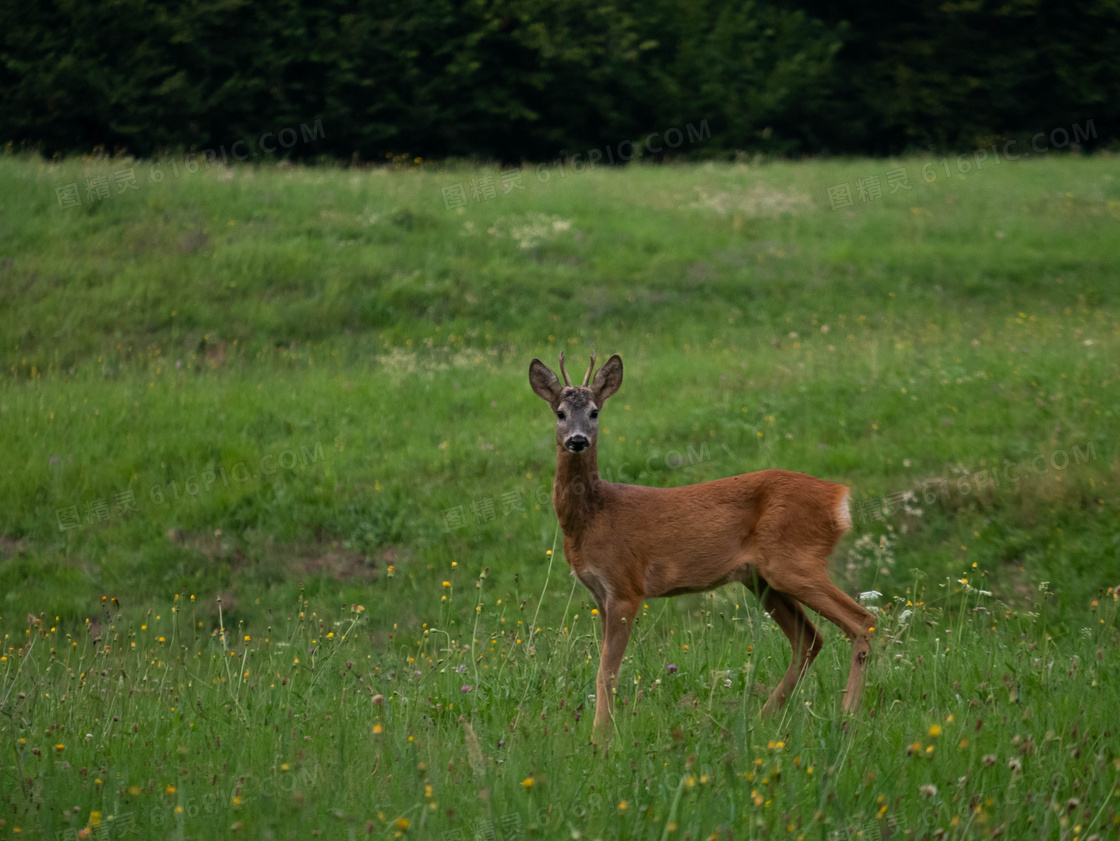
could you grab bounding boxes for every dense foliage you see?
[2,0,1116,160]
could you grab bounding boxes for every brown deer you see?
[528,352,874,741]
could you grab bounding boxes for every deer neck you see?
[553,442,601,536]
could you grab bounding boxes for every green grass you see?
[1,151,1119,839]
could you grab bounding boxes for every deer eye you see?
[556,411,566,420]
[590,410,599,420]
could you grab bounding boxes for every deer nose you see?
[566,435,590,452]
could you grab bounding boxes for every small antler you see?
[558,352,573,386]
[582,352,597,386]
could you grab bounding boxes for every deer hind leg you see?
[765,560,875,713]
[759,589,823,716]
[592,595,641,743]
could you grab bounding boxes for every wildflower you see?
[982,754,997,766]
[460,685,471,692]
[1008,758,1022,774]
[373,725,383,735]
[618,801,628,811]
[920,784,938,798]
[54,744,65,752]
[521,778,534,788]
[395,817,409,830]
[928,724,942,738]
[667,664,678,674]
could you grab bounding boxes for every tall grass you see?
[1,151,1118,838]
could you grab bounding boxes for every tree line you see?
[1,0,1115,161]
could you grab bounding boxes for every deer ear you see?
[591,354,623,403]
[529,358,563,405]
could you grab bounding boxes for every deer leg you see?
[760,590,823,717]
[766,564,875,713]
[592,595,640,742]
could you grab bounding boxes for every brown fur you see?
[529,353,875,742]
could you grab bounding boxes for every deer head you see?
[528,352,623,453]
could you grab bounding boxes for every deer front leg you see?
[592,595,640,744]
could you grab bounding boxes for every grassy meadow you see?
[1,150,1119,839]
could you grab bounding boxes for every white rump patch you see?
[834,491,853,531]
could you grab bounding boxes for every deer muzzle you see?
[565,434,591,453]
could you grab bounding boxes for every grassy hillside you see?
[0,152,1118,839]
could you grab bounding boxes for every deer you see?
[528,352,875,742]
